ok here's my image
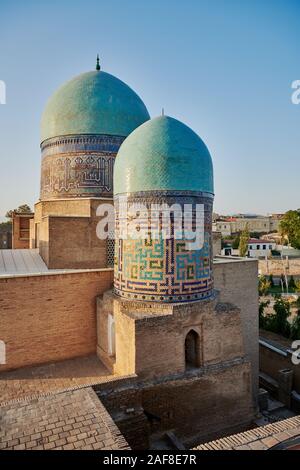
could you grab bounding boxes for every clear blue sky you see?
[0,0,299,219]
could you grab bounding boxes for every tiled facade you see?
[40,134,124,200]
[114,192,214,302]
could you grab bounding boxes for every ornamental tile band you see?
[40,134,124,199]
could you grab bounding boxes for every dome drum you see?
[40,134,125,200]
[114,190,214,302]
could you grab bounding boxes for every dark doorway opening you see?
[185,329,200,369]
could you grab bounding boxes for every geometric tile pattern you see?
[106,232,115,268]
[114,192,214,302]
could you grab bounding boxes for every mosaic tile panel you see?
[114,192,214,302]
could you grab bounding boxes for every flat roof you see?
[0,250,256,279]
[213,255,257,264]
[0,249,113,278]
[0,249,49,276]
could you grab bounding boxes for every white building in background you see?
[247,239,276,258]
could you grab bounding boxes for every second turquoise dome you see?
[41,70,150,142]
[114,115,214,195]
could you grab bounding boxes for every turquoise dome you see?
[114,115,214,195]
[41,70,150,142]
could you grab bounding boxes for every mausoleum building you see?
[0,58,260,450]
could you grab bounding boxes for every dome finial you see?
[162,107,165,116]
[96,54,101,71]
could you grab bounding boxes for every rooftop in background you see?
[0,250,255,278]
[216,213,284,221]
[194,415,300,450]
[0,249,112,277]
[248,239,275,244]
[0,249,48,276]
[213,255,257,264]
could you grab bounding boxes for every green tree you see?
[258,275,271,296]
[232,234,240,249]
[266,295,291,337]
[279,210,300,249]
[295,280,300,293]
[251,232,262,239]
[239,225,250,257]
[5,204,32,219]
[0,220,12,231]
[259,300,270,329]
[289,275,296,291]
[290,312,300,340]
[269,274,274,288]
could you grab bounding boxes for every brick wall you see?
[47,216,107,269]
[259,341,300,393]
[31,198,113,269]
[0,269,113,372]
[12,213,34,249]
[99,361,253,449]
[98,292,245,380]
[214,258,259,404]
[259,258,300,276]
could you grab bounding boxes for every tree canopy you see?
[279,210,300,249]
[238,224,250,257]
[5,204,32,219]
[258,275,271,296]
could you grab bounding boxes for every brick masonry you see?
[98,359,253,449]
[259,329,300,394]
[96,290,254,448]
[259,257,300,276]
[0,387,130,450]
[0,270,113,372]
[194,415,300,450]
[214,258,259,404]
[31,198,113,269]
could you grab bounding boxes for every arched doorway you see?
[185,330,200,369]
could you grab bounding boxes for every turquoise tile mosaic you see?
[41,70,150,142]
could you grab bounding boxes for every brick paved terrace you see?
[0,387,130,450]
[0,355,114,404]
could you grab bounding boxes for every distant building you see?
[0,59,259,450]
[12,211,34,249]
[247,239,276,258]
[213,215,282,237]
[221,238,277,258]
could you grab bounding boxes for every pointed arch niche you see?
[184,329,201,369]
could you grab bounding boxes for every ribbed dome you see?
[41,70,150,142]
[114,115,214,195]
